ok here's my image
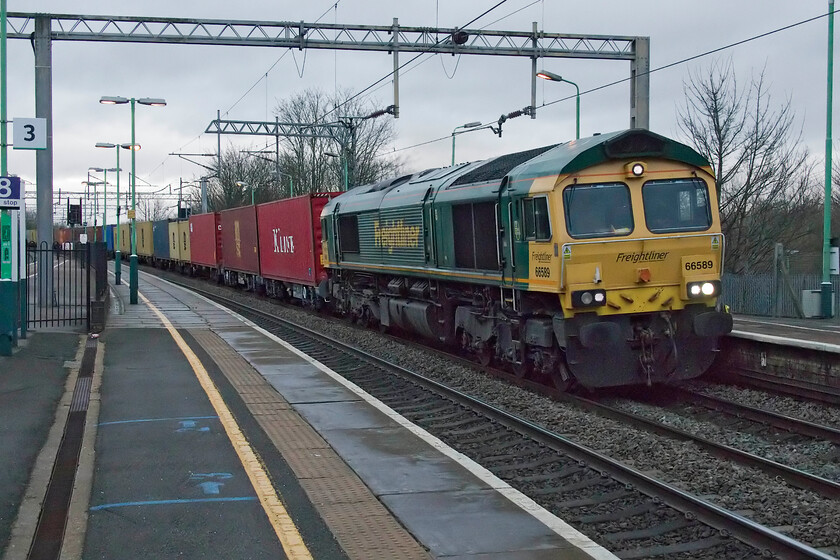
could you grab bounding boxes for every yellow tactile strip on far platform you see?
[188,328,432,560]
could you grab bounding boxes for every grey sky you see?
[6,1,835,221]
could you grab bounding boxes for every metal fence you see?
[721,272,840,320]
[24,242,107,330]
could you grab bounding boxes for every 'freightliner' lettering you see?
[615,251,669,263]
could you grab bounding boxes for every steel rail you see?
[673,387,840,445]
[166,277,835,560]
[725,368,840,406]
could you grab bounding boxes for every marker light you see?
[625,161,646,178]
[571,289,607,308]
[690,284,702,296]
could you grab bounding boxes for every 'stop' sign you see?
[0,177,22,209]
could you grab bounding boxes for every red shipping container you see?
[189,212,222,268]
[220,205,260,274]
[257,193,339,286]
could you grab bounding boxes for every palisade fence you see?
[721,273,840,321]
[25,241,108,330]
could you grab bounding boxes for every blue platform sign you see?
[0,177,22,209]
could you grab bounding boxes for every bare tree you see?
[274,88,404,193]
[678,59,818,273]
[207,147,282,211]
[136,195,171,222]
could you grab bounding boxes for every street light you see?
[100,95,166,304]
[537,70,580,140]
[89,165,118,249]
[236,181,255,205]
[451,121,482,166]
[325,152,348,190]
[96,142,134,284]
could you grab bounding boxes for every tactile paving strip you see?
[189,328,431,560]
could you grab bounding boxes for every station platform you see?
[1,268,617,560]
[730,315,840,353]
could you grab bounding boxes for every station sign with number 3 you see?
[13,118,47,150]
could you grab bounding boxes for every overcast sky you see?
[6,1,836,222]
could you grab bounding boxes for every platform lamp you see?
[536,70,580,140]
[99,96,166,304]
[89,166,118,246]
[324,152,348,190]
[95,142,133,285]
[236,181,255,205]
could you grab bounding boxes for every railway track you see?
[719,368,840,406]
[163,276,835,560]
[585,388,840,500]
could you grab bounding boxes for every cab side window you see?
[522,197,551,241]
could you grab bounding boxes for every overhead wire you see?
[383,7,837,158]
[320,0,512,121]
[541,8,838,110]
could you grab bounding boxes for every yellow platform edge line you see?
[138,292,313,560]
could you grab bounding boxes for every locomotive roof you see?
[508,129,711,182]
[326,129,710,212]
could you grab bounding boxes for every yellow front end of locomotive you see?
[535,157,725,318]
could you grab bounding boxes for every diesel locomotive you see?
[320,129,733,389]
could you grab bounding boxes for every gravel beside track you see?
[144,268,840,555]
[686,380,840,430]
[603,398,840,483]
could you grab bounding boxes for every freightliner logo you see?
[615,251,670,263]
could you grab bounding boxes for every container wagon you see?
[256,193,339,303]
[189,212,222,276]
[219,205,259,288]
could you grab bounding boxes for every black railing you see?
[90,242,108,300]
[26,242,90,330]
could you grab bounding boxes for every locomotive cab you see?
[514,133,733,387]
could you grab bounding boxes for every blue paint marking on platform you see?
[190,472,233,495]
[177,420,211,432]
[98,415,219,427]
[89,497,257,511]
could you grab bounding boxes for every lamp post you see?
[324,152,348,190]
[823,0,836,318]
[96,142,133,284]
[277,171,294,197]
[89,167,118,244]
[100,96,166,304]
[536,70,580,140]
[451,121,482,166]
[236,181,255,205]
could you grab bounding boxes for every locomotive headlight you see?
[687,281,720,298]
[572,289,607,308]
[625,161,646,178]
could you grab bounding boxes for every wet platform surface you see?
[731,315,840,353]
[81,268,617,559]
